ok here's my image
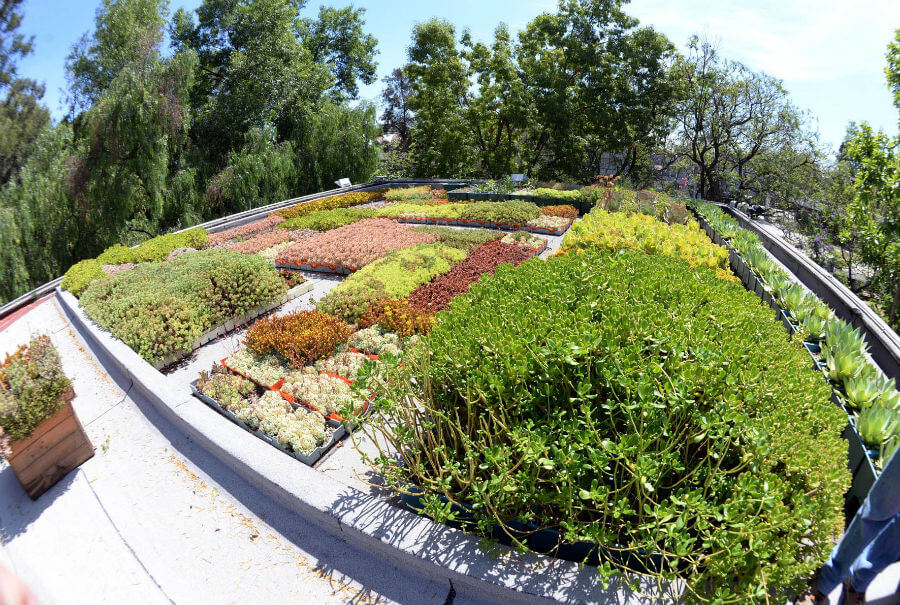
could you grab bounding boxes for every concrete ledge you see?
[56,288,645,605]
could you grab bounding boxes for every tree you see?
[843,125,900,328]
[65,0,168,114]
[405,19,473,177]
[380,67,413,144]
[0,0,49,185]
[516,0,678,180]
[669,37,810,202]
[462,23,532,177]
[300,5,377,100]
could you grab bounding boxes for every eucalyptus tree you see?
[0,0,49,185]
[516,0,678,180]
[669,37,810,202]
[404,18,473,177]
[380,67,413,145]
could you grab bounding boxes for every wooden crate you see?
[7,391,94,500]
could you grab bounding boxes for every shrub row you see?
[361,249,849,603]
[558,208,728,271]
[407,241,535,314]
[80,249,285,364]
[272,188,386,220]
[0,335,73,443]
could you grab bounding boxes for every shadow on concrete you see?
[63,313,493,605]
[0,465,78,541]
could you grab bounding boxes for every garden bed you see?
[190,379,345,466]
[690,203,889,506]
[275,219,439,274]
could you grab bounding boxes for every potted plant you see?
[0,335,93,499]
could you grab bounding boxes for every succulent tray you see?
[190,380,346,466]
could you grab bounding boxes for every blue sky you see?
[15,0,900,153]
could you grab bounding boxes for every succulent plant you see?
[856,404,900,449]
[843,369,886,408]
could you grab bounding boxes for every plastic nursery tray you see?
[220,357,285,391]
[189,380,346,467]
[274,259,357,275]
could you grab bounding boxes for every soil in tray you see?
[190,380,344,466]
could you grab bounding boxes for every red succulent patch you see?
[407,241,534,313]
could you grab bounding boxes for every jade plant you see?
[358,248,848,603]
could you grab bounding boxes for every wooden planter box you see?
[6,390,94,500]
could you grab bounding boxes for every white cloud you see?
[626,0,900,82]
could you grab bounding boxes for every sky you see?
[14,0,900,153]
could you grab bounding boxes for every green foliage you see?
[205,126,295,216]
[61,259,104,297]
[0,0,50,186]
[0,335,73,443]
[409,226,502,252]
[79,249,284,364]
[384,185,431,201]
[360,249,849,603]
[331,243,466,301]
[842,122,900,330]
[64,0,168,112]
[280,207,375,231]
[405,19,473,177]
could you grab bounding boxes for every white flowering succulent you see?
[347,326,402,357]
[282,372,365,416]
[224,348,288,386]
[315,351,371,380]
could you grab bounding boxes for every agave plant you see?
[763,271,792,296]
[824,347,866,384]
[856,404,900,449]
[843,369,887,408]
[780,284,814,320]
[803,313,828,341]
[823,319,867,357]
[879,387,900,411]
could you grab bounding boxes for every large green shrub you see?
[0,336,73,443]
[360,249,849,603]
[80,249,284,364]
